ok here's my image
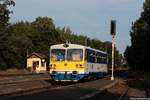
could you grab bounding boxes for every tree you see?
[0,0,15,69]
[125,0,150,71]
[0,0,15,31]
[7,21,33,68]
[31,17,58,56]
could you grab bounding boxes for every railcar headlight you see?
[76,64,83,68]
[79,64,82,68]
[53,64,56,69]
[50,64,53,68]
[50,64,56,69]
[76,64,79,67]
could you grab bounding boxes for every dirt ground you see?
[89,78,147,100]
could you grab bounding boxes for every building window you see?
[41,59,45,67]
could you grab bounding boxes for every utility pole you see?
[110,20,116,81]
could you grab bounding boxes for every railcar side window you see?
[96,52,102,63]
[51,49,65,61]
[67,49,83,61]
[96,53,107,64]
[102,54,107,64]
[86,49,107,64]
[87,49,95,63]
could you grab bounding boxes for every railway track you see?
[0,80,51,97]
[118,88,150,100]
[118,87,129,100]
[0,70,32,77]
[0,72,53,98]
[0,74,113,99]
[0,73,50,85]
[0,80,86,98]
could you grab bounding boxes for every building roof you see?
[27,52,47,59]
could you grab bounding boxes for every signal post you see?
[110,20,116,81]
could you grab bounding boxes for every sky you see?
[10,0,145,54]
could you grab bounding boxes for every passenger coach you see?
[49,43,108,82]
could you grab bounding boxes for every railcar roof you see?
[50,43,107,54]
[85,47,107,54]
[50,43,85,48]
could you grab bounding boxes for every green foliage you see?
[0,0,15,31]
[125,0,150,71]
[0,0,15,69]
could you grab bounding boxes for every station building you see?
[26,52,49,73]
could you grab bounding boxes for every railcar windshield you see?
[67,49,83,61]
[51,49,65,61]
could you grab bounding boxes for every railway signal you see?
[110,20,116,81]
